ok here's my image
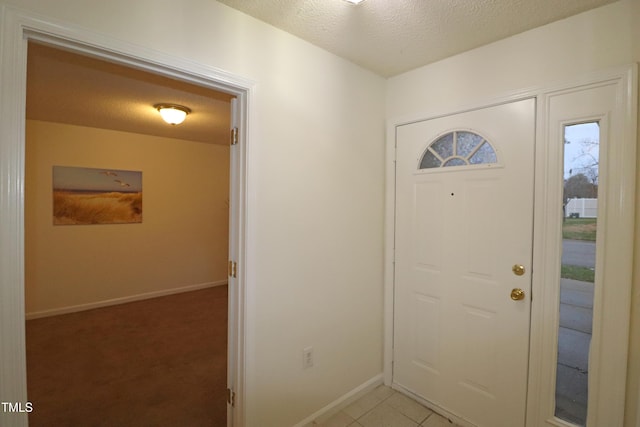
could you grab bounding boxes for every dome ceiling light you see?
[154,103,191,125]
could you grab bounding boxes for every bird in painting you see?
[114,179,131,187]
[100,171,118,177]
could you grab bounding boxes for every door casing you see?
[384,66,637,426]
[0,6,254,427]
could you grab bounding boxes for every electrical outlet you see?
[302,346,314,369]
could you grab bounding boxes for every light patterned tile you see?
[314,410,356,427]
[358,402,419,427]
[421,412,456,427]
[384,393,433,423]
[370,385,395,401]
[343,391,386,419]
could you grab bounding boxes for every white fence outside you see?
[565,198,598,218]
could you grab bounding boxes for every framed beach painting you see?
[53,166,142,225]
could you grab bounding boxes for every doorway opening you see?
[0,11,249,426]
[24,41,235,426]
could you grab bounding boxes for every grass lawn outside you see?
[562,218,597,241]
[562,218,596,281]
[561,265,595,282]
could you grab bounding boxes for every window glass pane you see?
[469,142,497,164]
[419,150,441,169]
[443,158,466,167]
[430,133,454,159]
[420,130,497,169]
[456,131,483,157]
[555,122,599,426]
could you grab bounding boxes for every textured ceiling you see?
[26,0,618,140]
[217,0,618,77]
[27,43,233,145]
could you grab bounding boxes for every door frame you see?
[384,65,637,425]
[0,6,253,427]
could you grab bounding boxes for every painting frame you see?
[52,166,143,225]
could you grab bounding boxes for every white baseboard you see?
[25,280,227,320]
[293,373,384,427]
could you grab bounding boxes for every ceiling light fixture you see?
[343,0,366,4]
[154,103,191,125]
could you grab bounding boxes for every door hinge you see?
[230,127,238,145]
[228,260,237,278]
[227,388,236,407]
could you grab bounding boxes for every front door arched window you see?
[419,131,498,169]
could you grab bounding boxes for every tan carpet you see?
[26,286,228,427]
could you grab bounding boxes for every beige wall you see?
[387,0,640,425]
[25,120,230,316]
[2,1,387,425]
[11,0,635,425]
[630,1,640,425]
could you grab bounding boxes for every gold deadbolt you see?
[511,288,525,301]
[512,264,525,276]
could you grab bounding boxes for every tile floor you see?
[308,385,461,427]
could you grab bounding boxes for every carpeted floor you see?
[26,286,228,427]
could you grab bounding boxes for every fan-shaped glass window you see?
[419,131,497,169]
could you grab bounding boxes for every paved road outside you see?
[556,278,593,425]
[562,240,596,268]
[555,239,595,425]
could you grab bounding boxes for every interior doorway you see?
[24,41,233,425]
[0,10,250,426]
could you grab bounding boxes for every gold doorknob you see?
[512,264,525,276]
[511,288,525,301]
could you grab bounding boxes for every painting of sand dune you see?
[53,166,142,225]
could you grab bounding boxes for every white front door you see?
[393,99,535,427]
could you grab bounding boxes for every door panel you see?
[393,99,535,427]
